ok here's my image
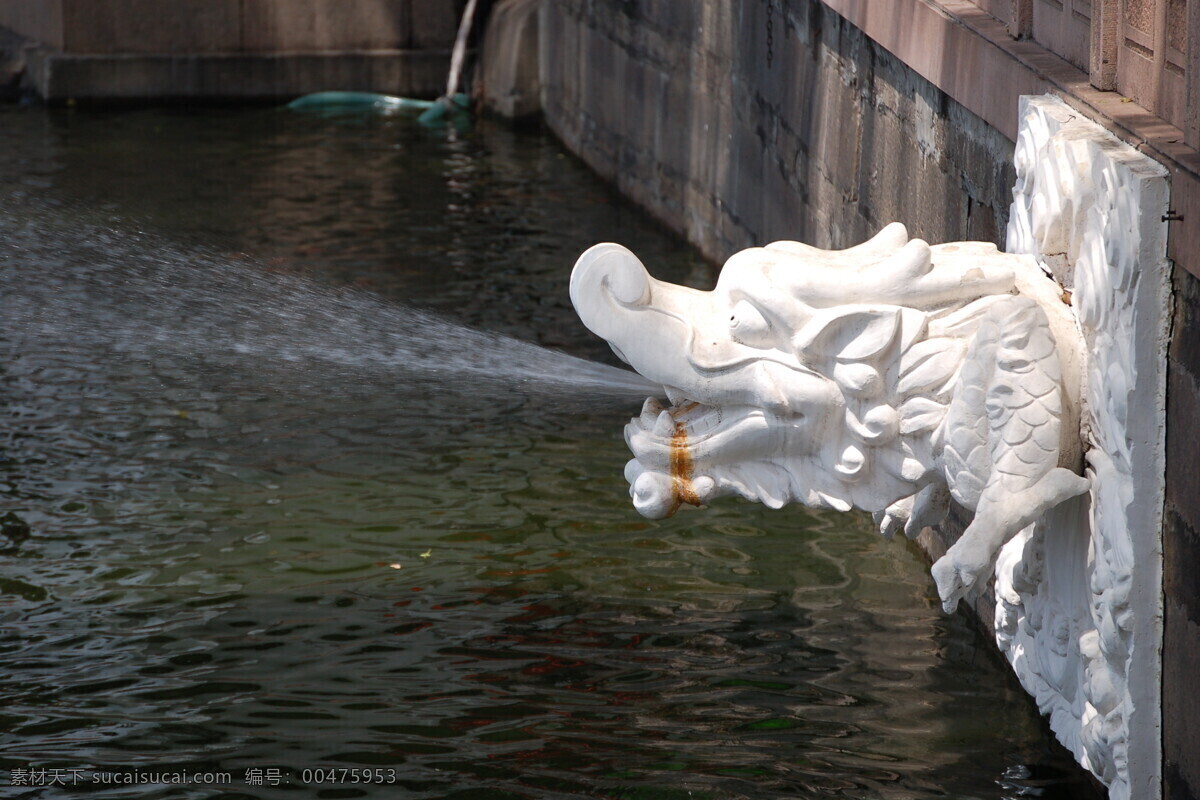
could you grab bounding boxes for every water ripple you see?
[0,106,1095,800]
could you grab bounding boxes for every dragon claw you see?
[932,551,983,613]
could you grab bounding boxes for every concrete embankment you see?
[0,0,472,101]
[535,1,1015,263]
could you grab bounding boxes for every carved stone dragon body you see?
[571,223,1089,611]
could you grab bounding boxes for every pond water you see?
[0,106,1099,799]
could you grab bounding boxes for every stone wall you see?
[538,0,1016,264]
[1165,268,1200,800]
[0,0,464,54]
[0,1,63,49]
[478,0,541,120]
[0,0,467,100]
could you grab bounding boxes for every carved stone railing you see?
[570,95,1170,799]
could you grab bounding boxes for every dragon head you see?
[570,223,1024,522]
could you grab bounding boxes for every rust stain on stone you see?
[669,404,700,510]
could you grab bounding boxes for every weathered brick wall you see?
[539,0,1016,264]
[1165,267,1200,800]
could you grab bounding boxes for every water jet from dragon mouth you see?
[3,213,658,405]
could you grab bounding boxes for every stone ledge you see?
[0,24,31,98]
[477,0,541,120]
[23,47,454,102]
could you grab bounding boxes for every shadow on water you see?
[0,106,1100,799]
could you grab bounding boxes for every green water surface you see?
[0,105,1097,799]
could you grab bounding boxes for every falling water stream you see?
[0,106,1097,799]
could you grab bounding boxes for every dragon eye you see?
[729,299,771,345]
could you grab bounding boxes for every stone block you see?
[964,195,1001,245]
[242,0,412,53]
[722,114,768,246]
[637,0,696,36]
[620,58,652,157]
[1165,363,1200,567]
[758,146,807,244]
[478,0,540,119]
[61,0,241,55]
[856,95,914,233]
[0,0,64,48]
[807,170,847,249]
[536,2,570,115]
[1166,167,1200,282]
[657,65,695,179]
[1169,267,1200,380]
[914,157,967,245]
[410,0,461,49]
[0,23,28,95]
[1164,500,1200,626]
[29,49,448,100]
[1163,591,1200,800]
[810,66,861,199]
[778,25,816,134]
[944,101,1012,211]
[732,0,776,109]
[588,34,632,144]
[693,2,736,66]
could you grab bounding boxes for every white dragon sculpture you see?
[570,222,1089,612]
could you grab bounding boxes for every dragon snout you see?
[570,243,651,313]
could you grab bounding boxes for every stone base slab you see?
[22,46,454,102]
